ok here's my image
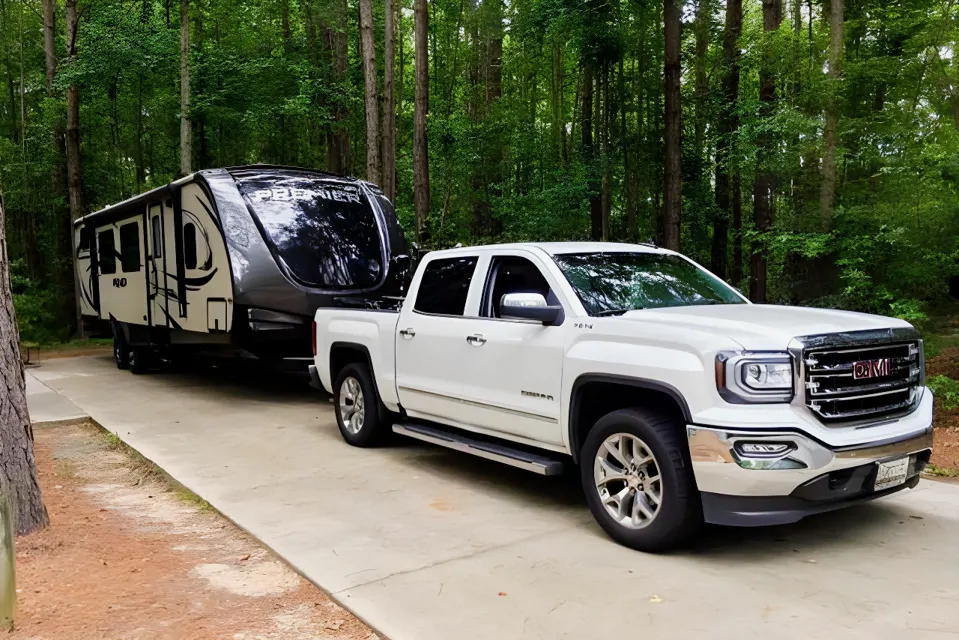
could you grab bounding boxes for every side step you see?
[392,423,565,476]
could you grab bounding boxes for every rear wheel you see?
[580,408,701,552]
[113,332,130,370]
[333,362,389,447]
[129,346,150,375]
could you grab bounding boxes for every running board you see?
[392,423,565,476]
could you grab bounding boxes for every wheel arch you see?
[568,374,692,464]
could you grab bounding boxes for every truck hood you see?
[619,304,912,351]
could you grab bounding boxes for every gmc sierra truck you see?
[311,242,933,551]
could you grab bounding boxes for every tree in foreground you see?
[0,195,48,537]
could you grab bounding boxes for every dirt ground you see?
[928,347,959,473]
[13,423,376,640]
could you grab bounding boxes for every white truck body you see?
[313,242,933,550]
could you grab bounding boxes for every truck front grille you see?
[803,340,922,422]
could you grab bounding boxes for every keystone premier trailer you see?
[74,165,411,373]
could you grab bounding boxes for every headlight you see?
[716,352,794,404]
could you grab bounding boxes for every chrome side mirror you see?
[500,293,563,325]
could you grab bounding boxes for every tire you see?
[333,362,390,447]
[113,332,130,370]
[580,408,701,552]
[129,346,150,375]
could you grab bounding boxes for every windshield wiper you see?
[593,308,636,317]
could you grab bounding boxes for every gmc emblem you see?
[853,358,892,380]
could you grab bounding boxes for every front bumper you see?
[687,424,933,526]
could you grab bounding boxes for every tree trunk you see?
[732,170,742,284]
[381,0,397,202]
[65,0,84,221]
[179,0,192,176]
[325,0,351,174]
[663,0,682,251]
[413,0,430,242]
[42,0,56,94]
[693,0,711,171]
[711,0,742,279]
[750,0,783,302]
[359,0,381,186]
[582,64,601,241]
[0,196,49,537]
[819,0,843,230]
[1,0,16,144]
[620,56,636,242]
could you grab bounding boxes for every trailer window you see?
[151,214,162,258]
[183,223,198,269]
[119,222,141,273]
[78,227,91,251]
[98,230,117,275]
[414,257,478,316]
[237,175,383,289]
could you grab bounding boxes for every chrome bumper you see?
[687,424,934,497]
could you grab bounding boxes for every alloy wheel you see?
[338,376,366,435]
[593,432,663,530]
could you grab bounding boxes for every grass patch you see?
[924,334,959,360]
[924,464,959,478]
[928,375,959,410]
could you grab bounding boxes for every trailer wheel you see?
[129,347,150,375]
[333,362,389,447]
[113,333,130,370]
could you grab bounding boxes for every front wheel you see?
[113,333,130,370]
[333,363,389,447]
[580,408,701,552]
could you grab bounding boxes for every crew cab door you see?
[394,254,484,422]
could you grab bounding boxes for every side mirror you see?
[500,293,563,326]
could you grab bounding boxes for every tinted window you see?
[414,257,478,316]
[183,223,197,270]
[98,230,116,275]
[483,256,553,318]
[151,213,162,258]
[553,252,745,316]
[119,222,141,273]
[237,174,383,288]
[78,227,91,251]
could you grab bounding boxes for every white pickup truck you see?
[311,242,933,551]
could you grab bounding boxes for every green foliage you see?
[928,374,959,410]
[10,261,70,345]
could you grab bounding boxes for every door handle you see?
[399,328,416,339]
[466,334,486,346]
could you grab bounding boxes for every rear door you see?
[394,255,483,423]
[147,203,170,327]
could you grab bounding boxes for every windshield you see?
[237,173,383,289]
[552,252,745,316]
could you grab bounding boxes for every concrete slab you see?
[25,367,89,424]
[31,355,959,639]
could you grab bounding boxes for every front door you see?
[453,252,567,445]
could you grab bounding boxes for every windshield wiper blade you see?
[593,308,635,317]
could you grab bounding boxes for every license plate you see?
[874,456,910,492]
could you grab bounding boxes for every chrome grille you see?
[803,340,922,422]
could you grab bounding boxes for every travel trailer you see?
[74,165,412,373]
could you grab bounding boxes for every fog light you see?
[736,442,795,457]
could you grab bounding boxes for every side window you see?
[119,222,141,273]
[483,256,553,318]
[413,257,478,316]
[183,223,197,270]
[98,230,117,275]
[151,212,162,258]
[78,227,91,251]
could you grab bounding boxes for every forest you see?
[1,0,958,342]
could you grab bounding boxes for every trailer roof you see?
[74,164,360,226]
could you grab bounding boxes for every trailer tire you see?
[333,362,389,447]
[114,333,130,370]
[129,346,150,375]
[580,408,701,552]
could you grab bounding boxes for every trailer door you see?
[147,203,170,327]
[96,217,149,326]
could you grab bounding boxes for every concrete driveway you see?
[27,355,959,639]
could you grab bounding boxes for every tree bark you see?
[693,0,711,171]
[711,0,742,279]
[750,0,783,302]
[663,0,682,251]
[42,0,56,94]
[381,0,397,201]
[819,0,843,230]
[65,0,84,221]
[179,0,192,176]
[619,55,636,242]
[1,0,16,144]
[0,196,49,537]
[413,0,430,242]
[359,0,381,186]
